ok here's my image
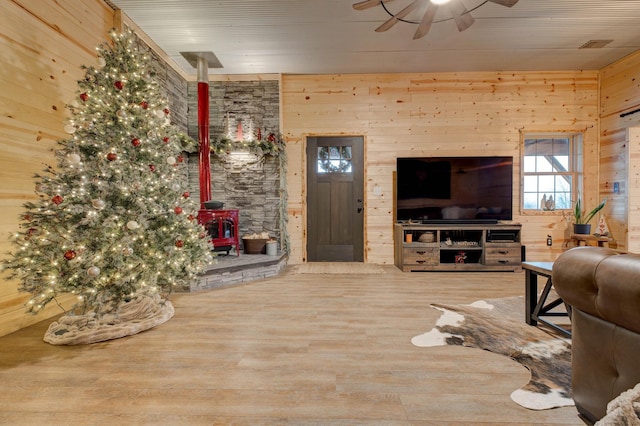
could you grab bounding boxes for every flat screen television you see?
[396,156,514,223]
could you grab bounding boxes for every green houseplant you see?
[573,195,606,235]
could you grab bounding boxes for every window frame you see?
[520,131,584,215]
[316,145,353,174]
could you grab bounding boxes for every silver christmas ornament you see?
[67,153,81,165]
[91,199,106,210]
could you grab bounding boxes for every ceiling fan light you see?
[431,0,451,4]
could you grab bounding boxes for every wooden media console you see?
[394,222,522,272]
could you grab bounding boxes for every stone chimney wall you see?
[186,80,283,245]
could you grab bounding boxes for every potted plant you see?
[573,195,606,235]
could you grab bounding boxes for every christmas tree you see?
[3,31,212,344]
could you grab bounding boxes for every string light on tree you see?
[2,30,213,333]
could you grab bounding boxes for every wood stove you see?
[198,209,239,255]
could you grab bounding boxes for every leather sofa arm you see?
[552,247,640,334]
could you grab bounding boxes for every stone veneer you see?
[131,37,283,245]
[186,80,283,245]
[128,34,286,289]
[191,253,288,292]
[131,30,189,130]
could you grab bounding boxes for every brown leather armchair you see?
[552,247,640,424]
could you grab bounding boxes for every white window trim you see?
[520,131,584,215]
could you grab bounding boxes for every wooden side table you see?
[570,233,610,247]
[522,261,571,337]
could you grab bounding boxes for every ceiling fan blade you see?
[413,3,438,39]
[487,0,519,7]
[375,0,422,32]
[447,0,475,32]
[353,0,398,11]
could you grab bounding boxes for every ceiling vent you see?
[579,40,613,49]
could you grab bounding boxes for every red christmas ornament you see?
[79,92,89,102]
[64,250,76,260]
[114,80,124,90]
[199,232,206,239]
[131,138,141,147]
[187,214,195,221]
[140,101,149,109]
[163,108,170,115]
[51,195,63,205]
[107,152,117,161]
[174,206,183,215]
[182,191,190,199]
[162,137,170,144]
[149,164,156,172]
[23,214,33,221]
[177,155,184,163]
[27,228,37,239]
[175,240,184,248]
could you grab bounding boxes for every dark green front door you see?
[306,136,364,262]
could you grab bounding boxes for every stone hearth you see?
[188,252,288,292]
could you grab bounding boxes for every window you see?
[522,133,583,212]
[317,145,352,174]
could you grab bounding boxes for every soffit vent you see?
[579,40,613,49]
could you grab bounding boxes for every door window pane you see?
[317,145,352,174]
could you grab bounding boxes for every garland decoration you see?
[210,131,285,159]
[209,130,290,254]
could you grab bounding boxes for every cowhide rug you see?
[411,295,573,411]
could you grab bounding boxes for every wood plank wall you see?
[599,50,640,252]
[1,0,638,337]
[0,0,114,337]
[282,72,600,265]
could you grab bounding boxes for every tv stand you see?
[394,222,522,272]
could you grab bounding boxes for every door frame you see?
[303,134,367,263]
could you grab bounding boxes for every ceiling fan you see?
[353,0,519,39]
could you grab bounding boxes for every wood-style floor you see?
[0,265,582,425]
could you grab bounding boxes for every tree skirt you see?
[43,295,174,345]
[411,295,573,411]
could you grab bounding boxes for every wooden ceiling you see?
[107,0,640,76]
